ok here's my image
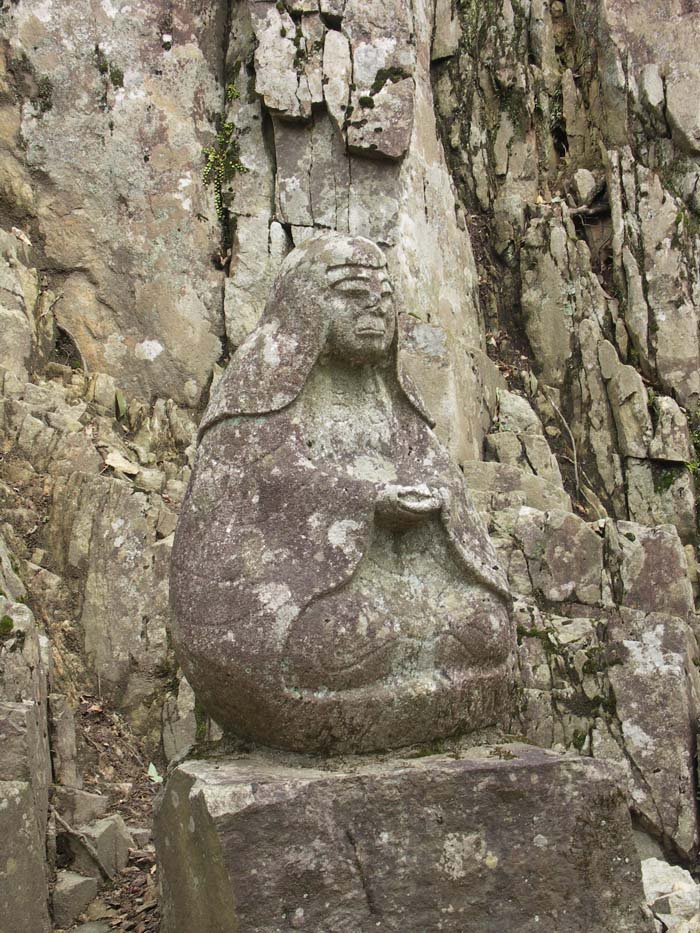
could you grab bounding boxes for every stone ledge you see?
[155,743,652,933]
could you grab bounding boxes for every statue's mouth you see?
[355,321,385,337]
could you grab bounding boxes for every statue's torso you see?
[285,362,508,693]
[291,358,400,483]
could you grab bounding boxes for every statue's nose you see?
[365,293,387,313]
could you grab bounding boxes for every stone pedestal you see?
[154,743,652,933]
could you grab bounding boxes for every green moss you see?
[114,390,128,421]
[581,647,621,676]
[358,95,375,108]
[34,76,53,113]
[0,616,14,636]
[674,206,700,245]
[108,65,124,88]
[405,738,454,759]
[652,464,682,495]
[458,0,497,48]
[94,45,109,75]
[516,623,556,652]
[557,693,602,718]
[225,82,240,103]
[598,692,617,716]
[94,45,124,90]
[370,66,408,95]
[571,729,587,752]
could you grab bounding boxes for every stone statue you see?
[170,233,514,753]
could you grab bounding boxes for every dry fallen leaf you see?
[11,226,32,246]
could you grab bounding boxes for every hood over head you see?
[198,232,433,440]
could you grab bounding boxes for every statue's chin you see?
[333,336,393,365]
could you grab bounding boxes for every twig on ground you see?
[51,806,116,881]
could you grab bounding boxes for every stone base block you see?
[154,744,652,933]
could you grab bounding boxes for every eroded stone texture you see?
[608,521,694,619]
[642,857,700,930]
[433,0,700,544]
[0,229,39,383]
[607,609,700,858]
[0,598,51,829]
[463,461,572,514]
[0,556,51,933]
[512,598,700,858]
[0,348,204,762]
[249,0,417,155]
[0,781,51,933]
[48,471,172,727]
[52,871,99,931]
[514,508,606,606]
[155,745,652,933]
[1,1,227,404]
[171,233,514,753]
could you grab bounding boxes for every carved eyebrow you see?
[326,267,393,291]
[326,258,386,274]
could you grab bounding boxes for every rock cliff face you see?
[1,0,700,929]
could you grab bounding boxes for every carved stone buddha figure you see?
[170,233,515,753]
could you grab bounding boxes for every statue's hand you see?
[376,483,443,526]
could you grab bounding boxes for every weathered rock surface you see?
[607,610,700,859]
[161,671,221,762]
[464,460,571,514]
[0,230,40,383]
[0,539,51,932]
[513,600,700,857]
[51,786,109,827]
[66,814,133,880]
[1,1,227,405]
[52,870,99,930]
[51,471,172,719]
[0,780,51,933]
[642,857,700,931]
[155,745,652,933]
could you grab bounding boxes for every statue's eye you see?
[339,286,370,299]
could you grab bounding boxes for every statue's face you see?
[325,264,395,363]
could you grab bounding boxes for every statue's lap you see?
[285,518,511,692]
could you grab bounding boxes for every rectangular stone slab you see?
[154,744,652,933]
